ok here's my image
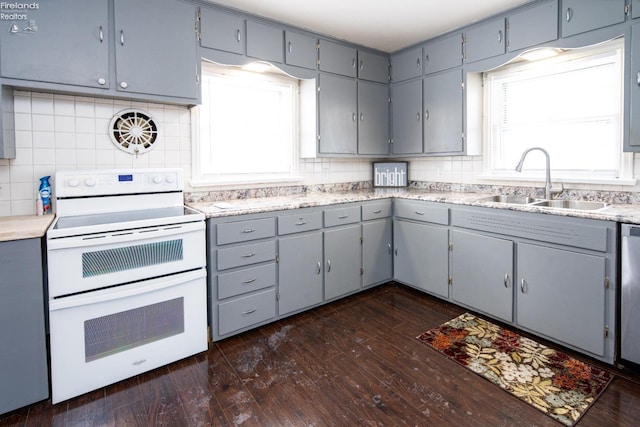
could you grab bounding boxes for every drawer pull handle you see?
[415,211,425,215]
[242,228,255,233]
[242,278,257,284]
[504,273,510,288]
[316,261,321,275]
[242,308,257,315]
[373,209,382,214]
[327,259,331,272]
[296,220,307,226]
[241,253,256,258]
[520,278,528,293]
[388,243,392,254]
[338,215,349,219]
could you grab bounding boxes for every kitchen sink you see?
[530,200,609,211]
[477,195,539,204]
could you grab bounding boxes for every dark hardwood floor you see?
[2,282,640,426]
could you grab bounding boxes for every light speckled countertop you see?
[0,215,55,242]
[188,188,640,224]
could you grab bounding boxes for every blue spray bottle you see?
[39,176,52,214]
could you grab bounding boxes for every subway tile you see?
[13,94,31,114]
[14,131,33,149]
[32,114,55,132]
[54,115,76,133]
[54,98,75,116]
[31,95,54,115]
[54,132,77,149]
[32,131,55,149]
[76,116,96,133]
[9,165,34,183]
[13,113,32,131]
[11,199,35,216]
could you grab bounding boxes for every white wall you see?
[0,91,372,216]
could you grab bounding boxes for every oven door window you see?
[84,297,184,362]
[82,239,183,278]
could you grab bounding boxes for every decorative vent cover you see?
[109,109,159,155]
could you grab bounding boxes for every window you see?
[192,61,301,186]
[483,38,631,184]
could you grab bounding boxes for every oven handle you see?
[47,221,204,250]
[49,268,206,311]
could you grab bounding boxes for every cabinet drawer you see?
[278,211,323,235]
[218,263,276,299]
[362,200,392,220]
[394,200,449,225]
[217,218,276,245]
[217,241,276,270]
[218,288,276,336]
[324,206,361,227]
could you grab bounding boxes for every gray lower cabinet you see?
[517,242,607,357]
[278,232,323,315]
[0,0,109,89]
[451,229,513,322]
[391,79,423,155]
[0,238,48,414]
[423,69,463,154]
[561,0,626,38]
[362,218,393,287]
[318,74,358,154]
[358,81,390,155]
[325,224,362,300]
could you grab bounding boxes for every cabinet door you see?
[424,32,462,74]
[424,69,463,154]
[631,23,640,150]
[199,7,244,54]
[358,81,389,155]
[391,79,423,155]
[362,218,393,287]
[278,232,323,315]
[507,0,558,52]
[0,239,48,414]
[114,0,198,99]
[390,46,423,83]
[635,0,640,19]
[325,225,362,300]
[0,0,109,89]
[561,0,626,38]
[451,230,513,322]
[464,17,506,63]
[358,51,389,83]
[318,74,358,154]
[394,220,449,298]
[319,40,357,77]
[517,243,607,356]
[285,31,317,69]
[246,20,283,63]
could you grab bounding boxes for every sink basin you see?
[530,200,609,211]
[478,195,539,204]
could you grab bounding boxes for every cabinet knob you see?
[425,110,430,120]
[416,112,421,121]
[99,26,104,43]
[288,41,293,53]
[359,59,364,71]
[120,30,125,46]
[119,81,128,89]
[326,259,332,272]
[352,58,356,69]
[504,273,510,288]
[360,112,364,122]
[520,278,528,293]
[565,7,573,23]
[352,112,357,122]
[497,30,503,43]
[316,261,321,275]
[636,71,640,86]
[236,29,241,43]
[97,77,106,86]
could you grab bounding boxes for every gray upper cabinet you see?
[634,0,640,19]
[627,21,640,154]
[423,69,463,154]
[357,81,389,155]
[451,229,513,322]
[390,46,423,83]
[357,51,389,83]
[464,16,506,63]
[423,32,462,74]
[391,79,423,155]
[246,20,284,63]
[318,74,358,155]
[114,0,198,100]
[285,31,317,70]
[0,87,15,160]
[0,0,109,89]
[319,40,357,77]
[561,0,626,38]
[199,7,244,54]
[507,0,558,52]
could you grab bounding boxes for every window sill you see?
[190,176,305,190]
[479,174,637,187]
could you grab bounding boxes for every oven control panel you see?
[55,168,184,198]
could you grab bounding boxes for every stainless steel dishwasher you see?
[621,224,640,366]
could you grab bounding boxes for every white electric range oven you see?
[46,168,207,404]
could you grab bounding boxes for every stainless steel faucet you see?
[515,147,552,200]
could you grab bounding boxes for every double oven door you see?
[47,220,207,404]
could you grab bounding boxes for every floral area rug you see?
[416,313,613,426]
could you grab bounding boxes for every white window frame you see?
[482,38,635,186]
[191,61,302,188]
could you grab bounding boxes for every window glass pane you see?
[485,39,624,180]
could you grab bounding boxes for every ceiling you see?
[207,0,535,53]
